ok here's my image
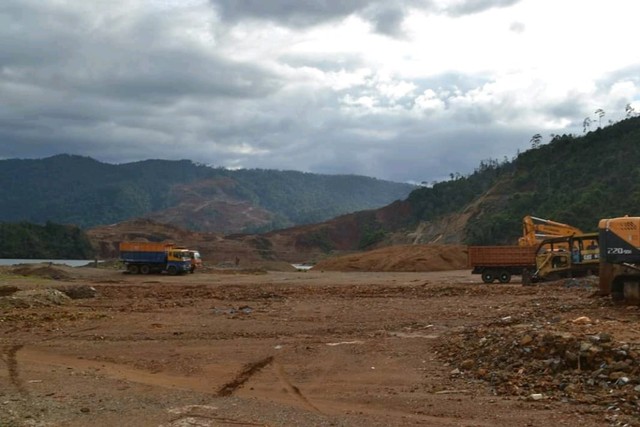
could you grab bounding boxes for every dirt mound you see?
[11,264,73,280]
[312,244,468,272]
[0,289,71,308]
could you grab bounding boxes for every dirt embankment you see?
[312,244,468,272]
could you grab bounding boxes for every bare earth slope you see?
[312,244,468,272]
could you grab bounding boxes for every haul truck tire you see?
[128,264,139,274]
[140,265,150,275]
[498,270,512,283]
[167,265,178,276]
[482,270,495,284]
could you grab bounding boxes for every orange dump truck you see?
[119,242,192,275]
[468,245,537,283]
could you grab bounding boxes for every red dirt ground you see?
[1,261,638,426]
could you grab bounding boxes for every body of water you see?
[0,259,98,267]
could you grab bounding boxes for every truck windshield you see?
[169,251,190,260]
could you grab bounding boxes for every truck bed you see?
[468,245,537,267]
[119,242,173,253]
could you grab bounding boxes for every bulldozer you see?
[598,216,640,303]
[528,232,599,283]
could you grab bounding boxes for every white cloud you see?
[414,89,446,112]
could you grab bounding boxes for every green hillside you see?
[0,156,415,231]
[406,116,640,245]
[0,222,95,259]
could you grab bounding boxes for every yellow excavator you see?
[469,215,586,284]
[598,216,640,303]
[518,215,583,246]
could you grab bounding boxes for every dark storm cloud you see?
[0,0,284,164]
[209,0,522,36]
[210,0,375,26]
[1,1,280,102]
[1,0,637,184]
[363,5,408,37]
[444,0,522,16]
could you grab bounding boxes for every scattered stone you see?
[614,377,630,386]
[460,359,475,370]
[608,371,626,381]
[580,342,592,352]
[434,312,640,419]
[598,333,612,343]
[58,285,98,299]
[520,335,533,346]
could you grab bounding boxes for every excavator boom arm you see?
[519,215,582,246]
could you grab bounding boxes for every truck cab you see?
[188,250,202,273]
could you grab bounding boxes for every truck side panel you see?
[120,250,167,264]
[468,246,537,267]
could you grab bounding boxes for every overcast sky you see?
[1,0,639,183]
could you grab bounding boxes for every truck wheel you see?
[498,271,512,283]
[140,265,150,275]
[167,265,177,276]
[128,264,139,274]
[482,271,495,284]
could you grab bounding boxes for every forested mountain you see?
[3,116,640,260]
[405,116,640,245]
[0,155,415,233]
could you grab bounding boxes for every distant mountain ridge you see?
[0,155,415,233]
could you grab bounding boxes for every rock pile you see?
[436,318,640,422]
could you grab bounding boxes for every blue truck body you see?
[119,242,191,275]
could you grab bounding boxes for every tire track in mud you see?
[2,344,28,396]
[274,362,321,414]
[216,356,274,397]
[215,356,321,414]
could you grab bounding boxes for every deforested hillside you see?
[0,155,415,233]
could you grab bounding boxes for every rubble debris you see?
[1,289,71,307]
[56,285,99,299]
[435,320,640,419]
